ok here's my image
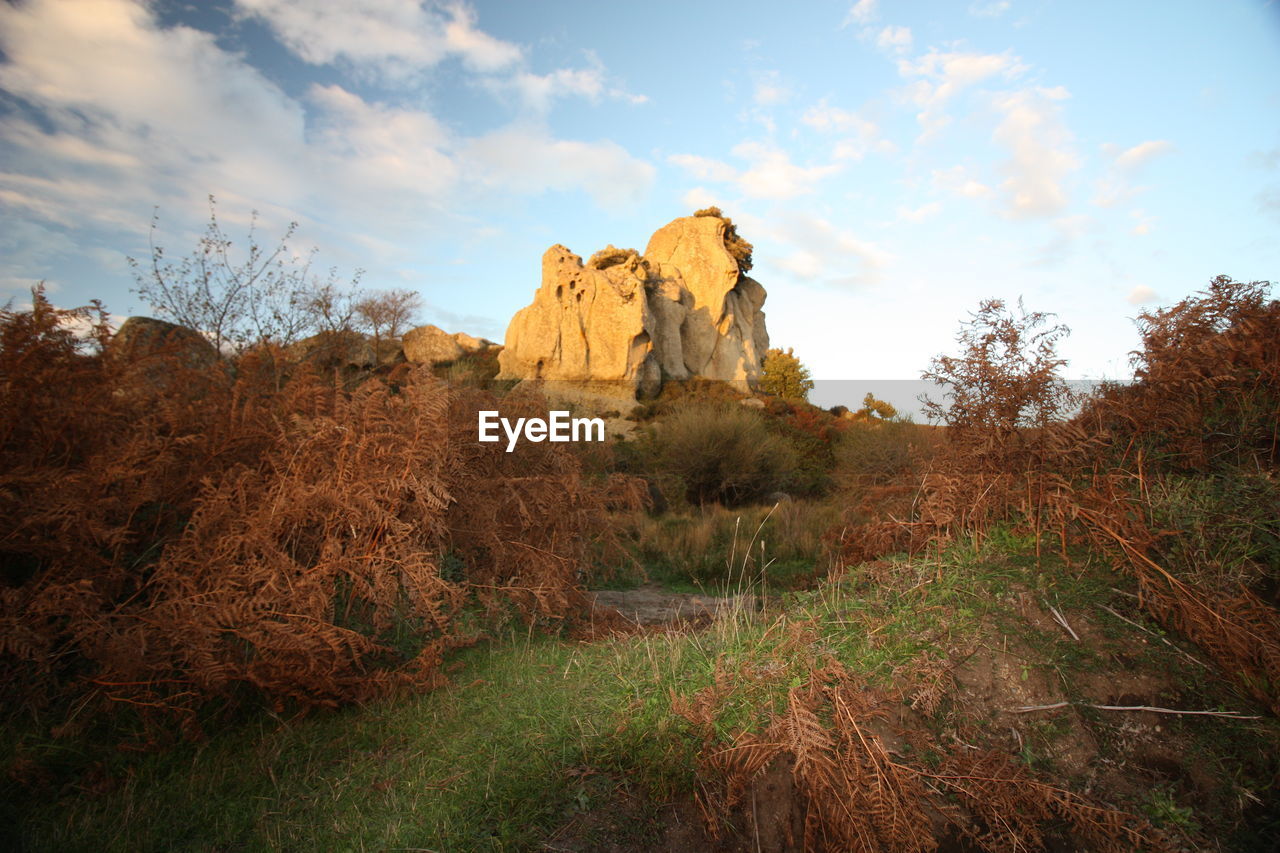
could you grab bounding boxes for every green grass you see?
[7,531,1279,850]
[596,499,839,591]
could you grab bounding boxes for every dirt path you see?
[588,585,751,626]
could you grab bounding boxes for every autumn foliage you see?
[0,288,639,733]
[832,277,1280,713]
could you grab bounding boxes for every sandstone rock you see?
[108,316,220,395]
[402,324,465,365]
[452,331,496,354]
[497,213,769,398]
[374,338,406,366]
[286,330,375,369]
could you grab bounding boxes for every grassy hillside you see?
[7,535,1277,850]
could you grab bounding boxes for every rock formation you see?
[402,324,497,366]
[497,212,769,397]
[111,316,219,369]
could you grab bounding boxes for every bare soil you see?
[588,585,752,627]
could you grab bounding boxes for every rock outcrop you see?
[497,213,769,397]
[108,316,221,394]
[110,316,219,369]
[403,325,497,366]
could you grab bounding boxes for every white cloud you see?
[0,0,312,234]
[496,51,647,112]
[932,165,992,198]
[233,0,521,76]
[681,187,722,210]
[307,84,457,199]
[1029,214,1093,266]
[754,83,789,106]
[968,1,1011,17]
[510,66,605,109]
[0,0,656,303]
[1107,140,1174,172]
[1094,140,1174,207]
[465,126,654,209]
[1127,284,1159,305]
[897,201,942,223]
[991,88,1079,219]
[896,48,1027,140]
[669,144,840,200]
[843,0,879,26]
[767,210,893,286]
[668,154,739,183]
[875,26,913,54]
[731,143,841,200]
[801,102,894,160]
[753,71,791,106]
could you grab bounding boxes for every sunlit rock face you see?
[497,214,769,398]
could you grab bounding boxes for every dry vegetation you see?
[3,272,1278,851]
[0,288,641,738]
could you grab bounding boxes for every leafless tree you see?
[129,196,359,353]
[354,289,424,352]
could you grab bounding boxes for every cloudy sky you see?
[2,0,1278,405]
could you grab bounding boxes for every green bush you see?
[656,402,797,506]
[1145,468,1280,599]
[833,420,922,486]
[760,347,814,401]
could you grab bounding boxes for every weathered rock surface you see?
[286,330,376,369]
[497,214,769,397]
[110,316,219,369]
[403,325,497,365]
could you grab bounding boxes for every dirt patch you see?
[589,585,752,627]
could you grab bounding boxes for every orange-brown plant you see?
[1,294,640,734]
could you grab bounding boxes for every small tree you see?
[301,272,364,335]
[129,196,358,353]
[354,289,424,353]
[921,298,1073,440]
[760,347,814,401]
[852,392,897,422]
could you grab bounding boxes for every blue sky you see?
[2,0,1278,407]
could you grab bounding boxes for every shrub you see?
[694,206,753,273]
[851,392,897,422]
[0,294,641,732]
[760,347,814,401]
[1089,275,1278,472]
[834,419,921,487]
[1144,469,1280,599]
[608,501,838,588]
[656,402,797,506]
[586,246,639,270]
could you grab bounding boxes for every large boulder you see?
[496,214,769,398]
[110,316,219,369]
[108,316,221,395]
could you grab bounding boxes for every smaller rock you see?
[403,324,466,365]
[110,316,218,369]
[740,397,766,409]
[452,331,496,354]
